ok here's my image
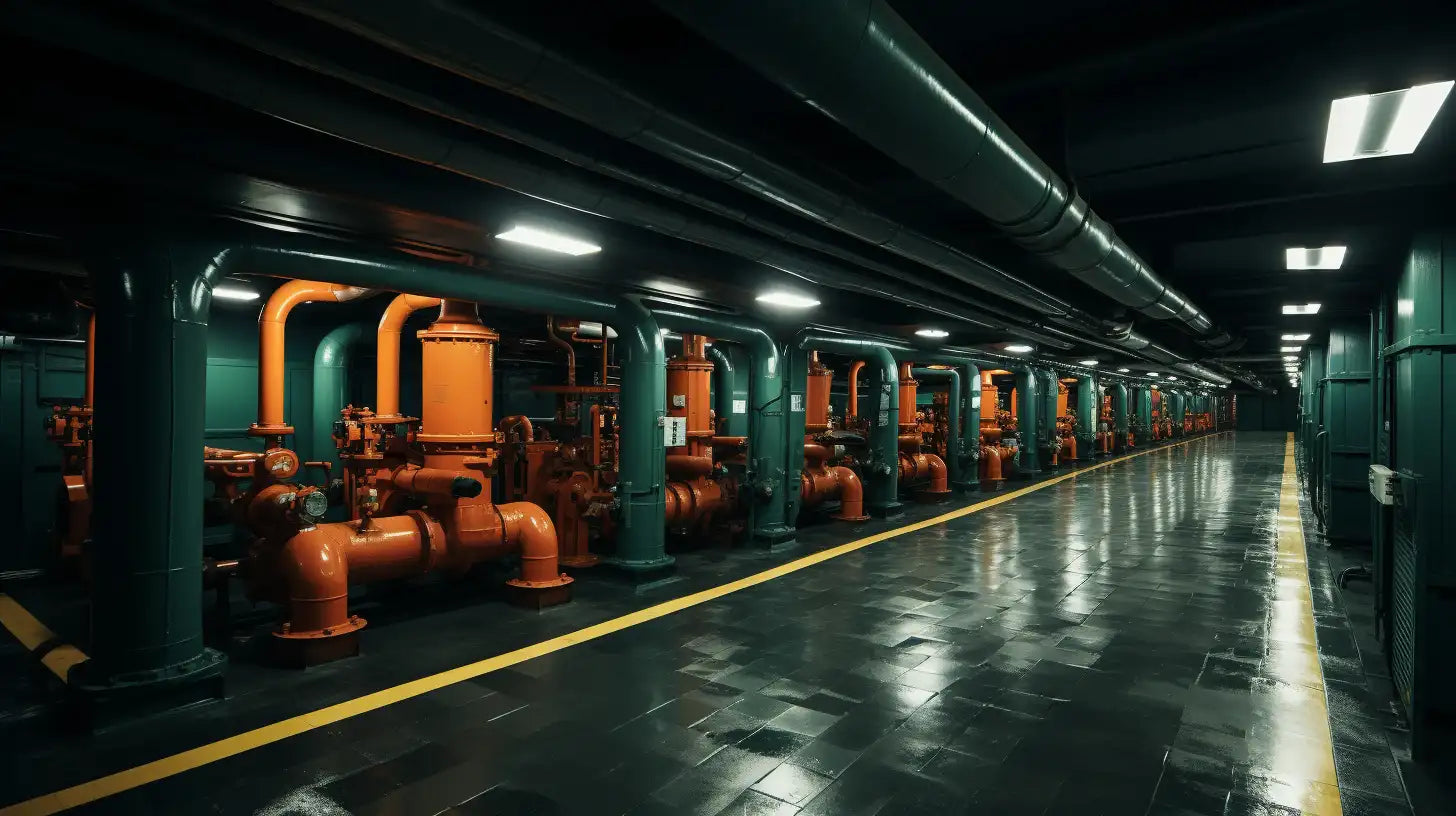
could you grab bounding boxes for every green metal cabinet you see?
[1319,320,1373,542]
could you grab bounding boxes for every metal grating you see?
[1392,513,1417,712]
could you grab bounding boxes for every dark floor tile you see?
[1335,788,1413,816]
[788,738,863,779]
[715,789,802,815]
[750,763,834,806]
[1335,745,1407,802]
[769,705,841,737]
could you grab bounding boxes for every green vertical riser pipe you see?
[653,309,794,547]
[1113,383,1129,453]
[706,343,749,438]
[312,322,368,483]
[912,367,966,491]
[1013,368,1040,477]
[1037,368,1058,470]
[791,332,902,518]
[1076,375,1097,458]
[71,235,227,722]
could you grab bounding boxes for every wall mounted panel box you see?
[1369,464,1397,505]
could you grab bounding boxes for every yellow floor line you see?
[0,594,87,683]
[0,432,1228,816]
[1275,433,1342,816]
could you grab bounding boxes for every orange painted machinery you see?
[978,370,1010,489]
[895,363,950,500]
[243,297,572,665]
[1097,394,1114,454]
[799,352,867,521]
[663,334,738,535]
[1055,380,1076,463]
[45,312,95,565]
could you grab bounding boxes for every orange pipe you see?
[899,451,950,495]
[847,360,865,418]
[831,466,866,520]
[499,415,535,444]
[83,311,95,410]
[546,316,576,386]
[375,293,443,418]
[256,280,370,434]
[665,478,726,527]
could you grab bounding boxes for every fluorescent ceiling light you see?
[1281,346,1301,353]
[755,291,819,309]
[1281,333,1311,341]
[213,285,260,301]
[1004,344,1033,354]
[915,328,950,338]
[1116,367,1130,373]
[495,225,602,256]
[1285,246,1347,270]
[1165,376,1178,381]
[1324,80,1454,163]
[1283,355,1299,362]
[1078,359,1098,366]
[1282,303,1322,315]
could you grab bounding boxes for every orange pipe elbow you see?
[925,453,949,493]
[847,360,865,418]
[256,280,370,433]
[276,523,355,637]
[499,501,569,587]
[830,465,868,521]
[499,415,534,444]
[376,294,442,418]
[666,453,715,480]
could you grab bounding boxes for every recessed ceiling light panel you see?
[1282,303,1322,315]
[495,225,602,256]
[915,328,950,338]
[1078,360,1098,366]
[213,285,261,302]
[1324,80,1454,163]
[756,291,820,309]
[1004,344,1033,354]
[1281,333,1310,342]
[1281,346,1301,353]
[1285,246,1347,270]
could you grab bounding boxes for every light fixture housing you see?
[1282,303,1322,315]
[1147,372,1160,378]
[755,291,820,309]
[1116,367,1130,373]
[1077,359,1098,366]
[1284,355,1299,362]
[495,225,602,256]
[1324,80,1454,163]
[1281,334,1310,342]
[213,285,261,302]
[1004,344,1033,354]
[1281,346,1302,353]
[1285,246,1347,270]
[1165,376,1178,381]
[915,328,950,339]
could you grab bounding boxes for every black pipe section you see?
[655,0,1240,351]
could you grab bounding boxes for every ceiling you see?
[1,0,1451,391]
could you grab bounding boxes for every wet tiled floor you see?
[5,433,1418,814]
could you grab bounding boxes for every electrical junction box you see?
[664,416,687,447]
[1369,464,1396,506]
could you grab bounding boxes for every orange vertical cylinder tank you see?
[806,352,832,433]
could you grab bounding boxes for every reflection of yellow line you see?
[0,594,87,682]
[1274,433,1342,816]
[2,433,1228,816]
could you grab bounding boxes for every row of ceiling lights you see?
[1278,80,1453,389]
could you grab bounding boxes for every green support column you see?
[706,344,749,437]
[912,367,966,490]
[1135,386,1153,445]
[653,310,793,547]
[72,236,226,716]
[311,322,368,482]
[1076,375,1097,458]
[1014,368,1040,477]
[1036,368,1059,469]
[1113,382,1129,452]
[1321,319,1374,542]
[791,333,902,518]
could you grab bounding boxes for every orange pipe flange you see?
[255,280,371,436]
[375,293,443,419]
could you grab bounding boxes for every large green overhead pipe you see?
[212,241,671,574]
[73,235,226,707]
[311,322,368,483]
[1076,375,1098,457]
[912,367,966,491]
[706,343,749,438]
[790,332,902,518]
[652,309,794,547]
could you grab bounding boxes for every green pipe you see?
[211,242,671,573]
[706,343,749,438]
[1113,382,1129,452]
[1013,368,1040,476]
[1037,367,1059,468]
[1135,385,1153,444]
[311,322,368,483]
[653,309,793,547]
[76,237,226,692]
[912,367,965,489]
[791,332,902,518]
[1076,375,1097,457]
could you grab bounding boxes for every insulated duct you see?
[654,0,1240,351]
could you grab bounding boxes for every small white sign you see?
[791,394,803,412]
[878,410,889,427]
[732,399,747,415]
[664,416,688,446]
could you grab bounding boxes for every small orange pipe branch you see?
[376,293,442,419]
[254,280,370,436]
[546,315,576,386]
[847,360,865,419]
